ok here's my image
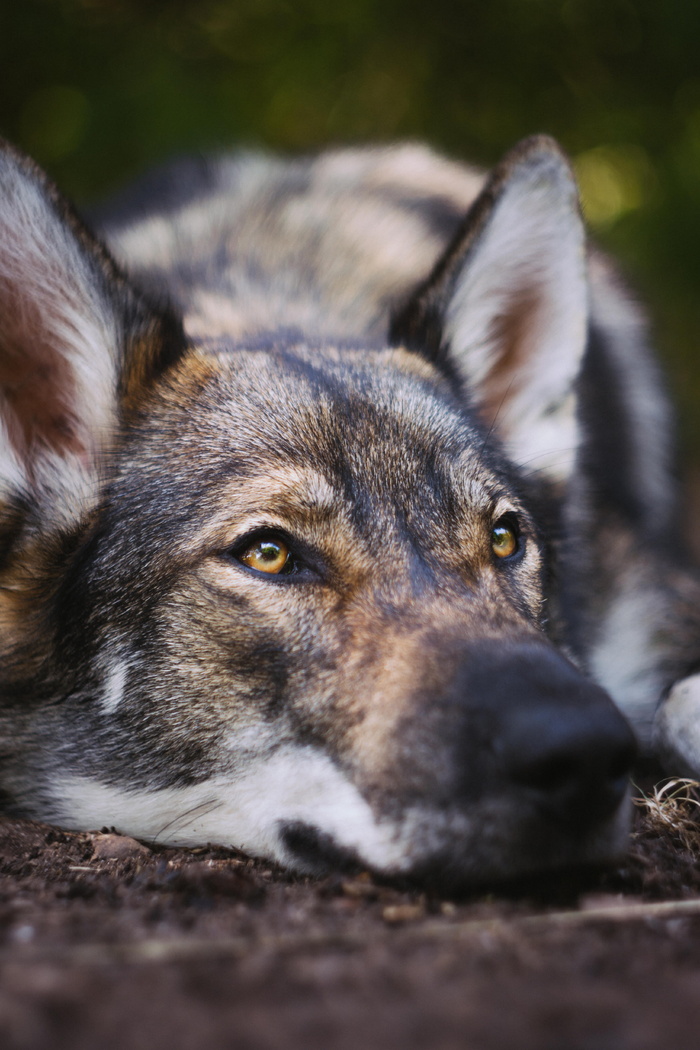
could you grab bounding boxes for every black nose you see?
[499,687,635,825]
[461,643,637,827]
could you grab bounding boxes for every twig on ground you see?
[4,897,700,968]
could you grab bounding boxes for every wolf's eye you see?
[491,518,519,560]
[239,538,291,575]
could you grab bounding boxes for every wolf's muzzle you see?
[280,640,637,890]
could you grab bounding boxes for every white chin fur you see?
[49,744,630,880]
[51,745,414,873]
[654,673,700,778]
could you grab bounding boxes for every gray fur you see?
[0,134,697,890]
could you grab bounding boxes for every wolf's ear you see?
[391,136,588,485]
[0,141,185,530]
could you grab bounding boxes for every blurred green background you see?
[2,0,700,464]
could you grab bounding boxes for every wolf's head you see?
[0,136,634,890]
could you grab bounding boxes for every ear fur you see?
[391,135,588,484]
[0,140,184,530]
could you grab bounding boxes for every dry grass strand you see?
[633,778,700,855]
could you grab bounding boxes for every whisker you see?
[480,379,517,455]
[514,447,580,480]
[154,798,224,843]
[516,446,579,468]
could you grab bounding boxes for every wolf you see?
[0,133,698,890]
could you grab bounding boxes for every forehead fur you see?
[136,342,513,499]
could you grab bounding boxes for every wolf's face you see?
[0,136,636,889]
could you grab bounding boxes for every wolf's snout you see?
[279,642,637,889]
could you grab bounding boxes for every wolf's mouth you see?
[279,820,363,877]
[279,790,631,892]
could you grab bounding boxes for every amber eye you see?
[491,520,519,560]
[239,538,291,575]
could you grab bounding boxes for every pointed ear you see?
[391,135,588,485]
[0,140,185,531]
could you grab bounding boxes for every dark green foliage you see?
[2,0,700,455]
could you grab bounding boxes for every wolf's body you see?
[0,135,698,889]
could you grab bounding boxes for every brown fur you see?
[3,133,697,889]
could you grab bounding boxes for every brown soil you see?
[2,786,700,1050]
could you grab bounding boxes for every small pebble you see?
[12,925,34,943]
[91,833,152,861]
[341,877,379,899]
[382,903,424,924]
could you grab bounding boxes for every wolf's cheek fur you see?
[50,748,416,869]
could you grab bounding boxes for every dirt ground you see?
[2,782,700,1050]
